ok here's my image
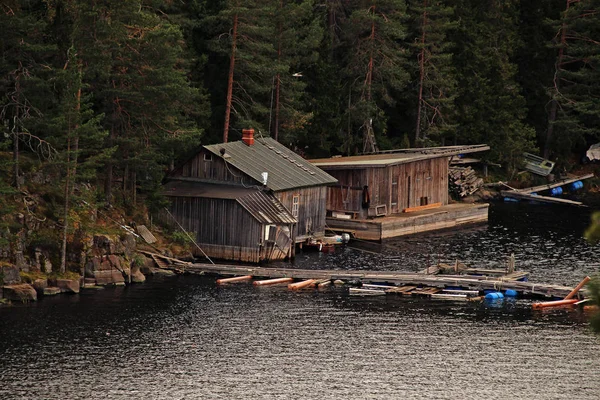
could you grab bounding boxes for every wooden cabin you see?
[309,145,490,240]
[162,129,337,262]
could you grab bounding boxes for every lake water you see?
[1,203,600,399]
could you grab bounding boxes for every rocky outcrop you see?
[33,278,48,293]
[55,279,80,294]
[3,284,37,302]
[82,234,144,285]
[1,265,21,285]
[43,287,61,296]
[129,266,146,283]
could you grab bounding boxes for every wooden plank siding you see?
[323,158,449,219]
[175,149,329,243]
[276,186,328,241]
[178,150,250,186]
[160,197,290,263]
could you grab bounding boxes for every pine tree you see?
[207,0,278,142]
[449,0,535,173]
[545,0,600,162]
[270,0,322,146]
[407,0,457,146]
[0,0,56,189]
[340,0,409,154]
[67,0,203,205]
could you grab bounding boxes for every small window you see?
[204,152,213,161]
[292,195,299,217]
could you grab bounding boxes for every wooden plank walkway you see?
[178,262,578,299]
[500,173,594,207]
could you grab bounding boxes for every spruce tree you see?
[449,0,535,173]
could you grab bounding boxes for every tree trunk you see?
[105,124,115,205]
[223,12,238,143]
[60,136,71,274]
[13,76,21,190]
[415,0,428,145]
[544,0,570,159]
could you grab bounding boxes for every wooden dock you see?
[326,203,489,241]
[168,261,579,299]
[501,173,594,207]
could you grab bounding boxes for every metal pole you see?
[163,208,215,265]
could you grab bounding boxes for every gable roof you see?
[203,137,337,191]
[163,181,296,225]
[309,145,490,169]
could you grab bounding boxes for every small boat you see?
[303,233,350,252]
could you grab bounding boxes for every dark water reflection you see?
[1,203,600,399]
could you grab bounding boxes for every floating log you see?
[349,287,386,296]
[253,277,293,286]
[442,289,480,295]
[288,279,317,290]
[216,275,253,285]
[431,293,468,300]
[532,299,579,310]
[362,284,397,290]
[317,279,332,288]
[564,276,591,300]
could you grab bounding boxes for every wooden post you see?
[564,276,591,300]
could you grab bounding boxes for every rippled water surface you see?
[1,203,600,399]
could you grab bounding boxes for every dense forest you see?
[1,0,599,213]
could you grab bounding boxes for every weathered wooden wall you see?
[323,157,449,218]
[174,148,329,242]
[162,197,291,263]
[276,186,328,241]
[178,150,249,185]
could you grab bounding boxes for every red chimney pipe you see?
[242,128,255,146]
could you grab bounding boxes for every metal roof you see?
[309,145,490,169]
[163,181,296,225]
[204,137,337,191]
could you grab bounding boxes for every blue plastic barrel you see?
[570,181,583,191]
[485,292,504,300]
[504,289,518,297]
[550,187,563,196]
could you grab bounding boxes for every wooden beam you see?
[500,191,586,207]
[516,173,594,194]
[402,202,442,213]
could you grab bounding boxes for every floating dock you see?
[143,250,582,299]
[501,173,594,207]
[326,203,489,241]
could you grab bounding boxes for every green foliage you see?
[406,0,458,145]
[546,0,600,162]
[587,277,600,335]
[0,0,598,206]
[170,230,194,246]
[132,253,146,268]
[19,270,46,284]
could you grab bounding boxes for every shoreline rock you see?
[2,284,37,302]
